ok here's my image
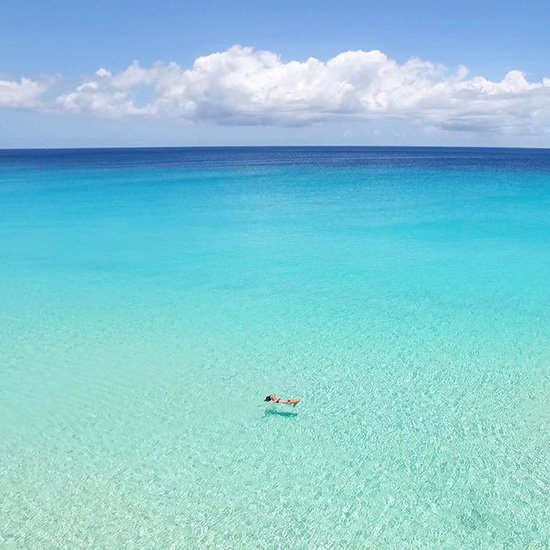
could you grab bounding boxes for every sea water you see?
[0,147,549,548]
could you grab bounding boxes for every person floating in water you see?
[265,394,301,406]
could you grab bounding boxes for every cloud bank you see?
[0,77,50,108]
[4,46,550,134]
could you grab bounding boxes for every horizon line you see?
[2,144,550,152]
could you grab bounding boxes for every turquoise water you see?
[1,147,549,548]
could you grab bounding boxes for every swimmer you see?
[264,394,301,406]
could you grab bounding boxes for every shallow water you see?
[1,147,549,548]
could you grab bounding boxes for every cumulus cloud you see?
[54,46,550,133]
[4,46,550,135]
[0,77,49,108]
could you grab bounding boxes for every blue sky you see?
[1,0,549,147]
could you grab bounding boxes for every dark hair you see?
[264,395,272,402]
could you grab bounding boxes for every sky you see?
[1,0,549,148]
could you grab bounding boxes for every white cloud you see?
[0,77,49,108]
[55,46,550,134]
[4,46,550,136]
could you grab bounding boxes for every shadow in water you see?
[264,407,299,419]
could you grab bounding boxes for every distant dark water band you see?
[1,146,550,172]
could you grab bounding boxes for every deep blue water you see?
[2,146,550,171]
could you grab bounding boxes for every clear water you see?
[1,147,549,549]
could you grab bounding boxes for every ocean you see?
[1,147,549,548]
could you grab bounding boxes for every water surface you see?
[1,147,549,548]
